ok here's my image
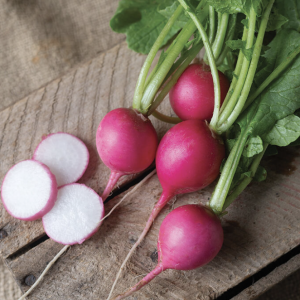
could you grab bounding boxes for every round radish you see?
[107,120,225,298]
[33,133,89,187]
[138,120,224,241]
[1,160,57,221]
[112,204,223,300]
[96,108,158,200]
[169,63,230,121]
[43,183,104,245]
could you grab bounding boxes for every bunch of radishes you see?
[1,0,281,299]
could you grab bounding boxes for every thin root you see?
[18,245,70,300]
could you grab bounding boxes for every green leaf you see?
[255,29,300,84]
[243,136,264,157]
[158,1,189,27]
[254,165,267,181]
[206,0,267,17]
[276,0,300,32]
[226,39,253,60]
[263,114,300,146]
[266,8,288,32]
[110,0,185,54]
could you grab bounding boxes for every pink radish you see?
[142,120,224,238]
[1,160,57,221]
[169,63,230,121]
[43,183,104,245]
[112,204,223,300]
[96,108,158,200]
[33,133,89,187]
[107,120,225,299]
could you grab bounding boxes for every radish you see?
[96,108,158,200]
[1,160,57,221]
[169,63,230,121]
[107,120,225,299]
[43,183,104,245]
[112,204,223,300]
[33,132,89,187]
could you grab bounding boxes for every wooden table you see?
[0,42,300,300]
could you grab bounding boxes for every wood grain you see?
[232,253,300,300]
[0,42,173,260]
[0,42,300,300]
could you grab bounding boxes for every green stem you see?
[132,5,184,111]
[217,0,274,133]
[139,0,208,114]
[145,37,180,89]
[219,26,248,114]
[217,8,257,128]
[152,110,181,124]
[212,13,229,61]
[216,14,237,66]
[243,45,300,112]
[209,130,250,214]
[148,42,203,115]
[208,6,216,44]
[223,142,268,211]
[177,0,220,130]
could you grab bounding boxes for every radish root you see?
[18,245,70,300]
[18,170,156,300]
[106,189,173,300]
[99,169,156,224]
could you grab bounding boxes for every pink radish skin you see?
[133,120,224,246]
[108,120,225,297]
[33,132,89,187]
[1,160,57,221]
[96,108,158,200]
[112,204,223,300]
[43,183,104,245]
[169,63,230,121]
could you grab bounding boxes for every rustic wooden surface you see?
[232,253,300,300]
[0,42,300,300]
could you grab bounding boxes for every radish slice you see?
[43,184,104,245]
[33,133,89,187]
[1,160,57,221]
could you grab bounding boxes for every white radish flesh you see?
[43,183,104,245]
[1,160,57,221]
[33,133,89,187]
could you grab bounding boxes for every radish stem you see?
[132,5,184,111]
[18,245,70,300]
[222,142,268,210]
[208,6,216,44]
[177,0,220,131]
[148,41,203,115]
[219,26,248,113]
[152,110,181,124]
[218,0,275,133]
[217,8,256,127]
[212,13,229,61]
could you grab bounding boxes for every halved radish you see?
[43,183,104,245]
[1,160,57,221]
[33,133,89,187]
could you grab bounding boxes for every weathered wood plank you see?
[232,253,300,300]
[0,42,173,259]
[6,148,300,299]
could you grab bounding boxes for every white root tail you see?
[18,245,70,300]
[18,169,156,300]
